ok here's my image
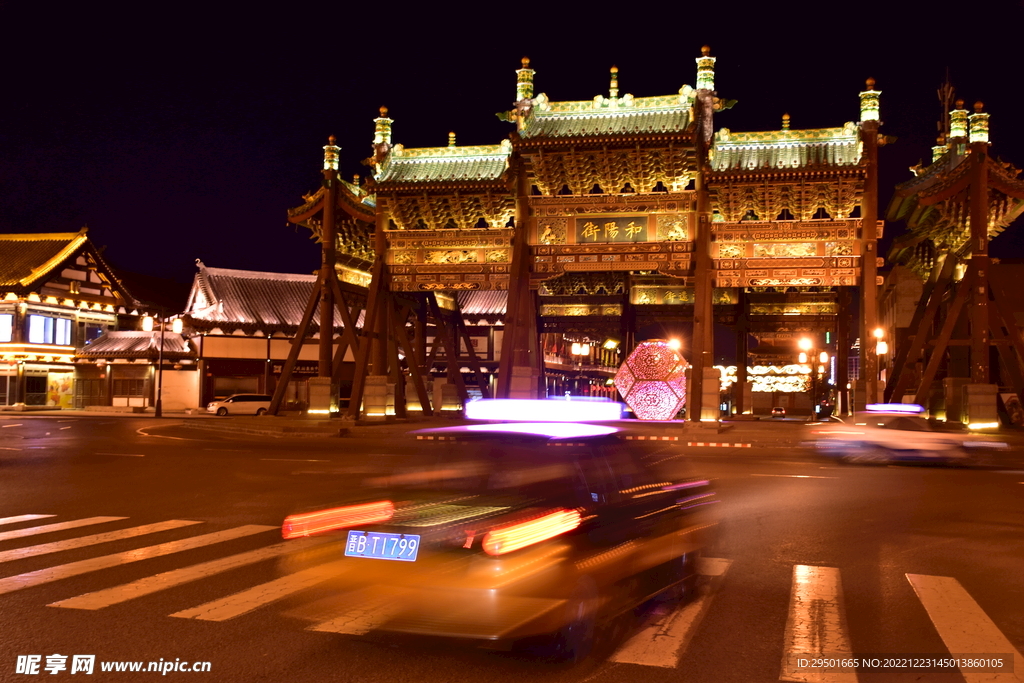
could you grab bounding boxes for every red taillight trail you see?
[282,501,394,539]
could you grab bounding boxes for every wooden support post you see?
[454,309,492,399]
[391,303,432,416]
[885,253,956,402]
[837,287,850,415]
[987,304,1024,398]
[269,271,324,415]
[735,287,748,415]
[860,117,881,408]
[346,257,385,420]
[428,295,468,408]
[319,165,338,379]
[913,273,972,405]
[969,141,991,384]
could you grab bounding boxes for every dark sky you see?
[3,2,1023,289]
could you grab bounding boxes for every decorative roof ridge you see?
[533,89,694,115]
[714,122,859,145]
[202,266,318,282]
[390,140,512,160]
[0,230,86,242]
[17,230,91,287]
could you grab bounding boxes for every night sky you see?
[3,3,1023,296]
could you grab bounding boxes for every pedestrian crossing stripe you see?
[0,517,127,543]
[0,525,275,596]
[0,515,1021,676]
[0,520,201,564]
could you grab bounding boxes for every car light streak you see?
[282,501,394,539]
[482,509,581,555]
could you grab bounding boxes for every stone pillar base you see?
[509,366,540,400]
[361,375,388,421]
[699,367,720,422]
[307,377,337,418]
[433,381,462,416]
[964,383,998,428]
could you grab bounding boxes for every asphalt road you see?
[1,416,1022,682]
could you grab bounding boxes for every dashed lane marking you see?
[0,524,274,596]
[751,474,838,479]
[171,558,351,621]
[0,520,200,564]
[780,565,858,682]
[1,424,23,428]
[260,458,331,463]
[95,453,145,457]
[907,574,1024,683]
[0,517,126,543]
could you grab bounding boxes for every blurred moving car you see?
[281,402,718,661]
[206,393,272,416]
[771,407,786,418]
[808,404,1007,464]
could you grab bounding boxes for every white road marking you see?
[51,538,317,610]
[0,520,200,563]
[906,574,1024,683]
[59,426,71,430]
[1,424,23,428]
[0,516,126,543]
[0,447,23,451]
[0,524,274,595]
[780,565,858,682]
[752,474,838,479]
[610,558,732,668]
[135,427,190,441]
[95,453,145,457]
[0,515,55,527]
[261,458,331,463]
[170,558,350,621]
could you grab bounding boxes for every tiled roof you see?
[185,264,363,330]
[77,331,193,358]
[710,123,862,172]
[457,290,507,317]
[374,143,511,185]
[520,92,693,140]
[0,231,88,288]
[522,109,690,139]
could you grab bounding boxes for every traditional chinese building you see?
[885,96,1024,423]
[286,49,883,420]
[0,229,143,409]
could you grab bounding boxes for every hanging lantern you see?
[614,340,689,420]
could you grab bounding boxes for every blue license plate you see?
[345,530,420,562]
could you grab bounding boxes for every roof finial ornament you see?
[609,65,619,99]
[969,101,990,144]
[859,77,881,123]
[696,46,715,91]
[323,135,341,171]
[782,113,791,131]
[949,99,968,140]
[516,57,535,102]
[448,131,456,148]
[372,106,394,165]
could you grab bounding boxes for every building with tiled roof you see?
[0,229,153,409]
[178,262,366,408]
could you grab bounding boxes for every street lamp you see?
[796,337,831,418]
[571,342,590,395]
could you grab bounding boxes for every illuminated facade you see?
[287,50,882,419]
[0,229,144,409]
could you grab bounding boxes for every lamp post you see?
[873,327,887,402]
[144,312,167,418]
[571,342,590,396]
[798,337,831,418]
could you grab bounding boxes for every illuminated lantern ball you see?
[614,340,689,420]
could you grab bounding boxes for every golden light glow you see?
[798,338,812,351]
[172,319,183,334]
[142,316,154,331]
[798,352,808,364]
[968,422,999,430]
[819,351,829,363]
[875,341,888,355]
[668,338,682,351]
[873,328,884,339]
[482,509,581,556]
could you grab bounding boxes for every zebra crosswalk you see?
[1,512,1022,680]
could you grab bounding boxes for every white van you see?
[206,394,273,416]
